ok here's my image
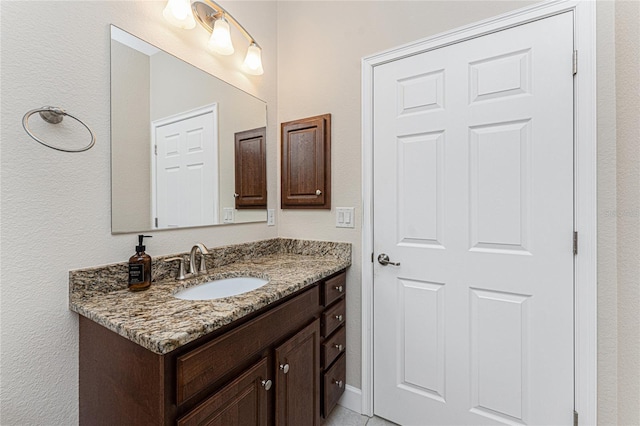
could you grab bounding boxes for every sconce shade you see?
[243,43,264,75]
[208,17,234,55]
[163,0,196,29]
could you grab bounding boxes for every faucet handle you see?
[164,257,187,280]
[198,255,208,274]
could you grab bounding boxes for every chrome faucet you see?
[189,243,209,275]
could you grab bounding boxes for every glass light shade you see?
[208,17,234,55]
[162,0,196,29]
[243,43,264,75]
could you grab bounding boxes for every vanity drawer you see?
[322,298,345,338]
[323,272,346,307]
[176,285,320,406]
[322,325,346,369]
[177,357,269,426]
[322,352,346,418]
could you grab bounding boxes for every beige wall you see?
[0,1,277,424]
[614,1,640,424]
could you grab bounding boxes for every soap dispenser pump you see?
[128,234,152,291]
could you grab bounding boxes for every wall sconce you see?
[163,0,264,76]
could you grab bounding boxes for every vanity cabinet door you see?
[275,319,320,426]
[177,357,271,426]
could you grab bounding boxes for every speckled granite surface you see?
[69,238,351,354]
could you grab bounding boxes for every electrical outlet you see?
[267,209,275,226]
[336,207,355,228]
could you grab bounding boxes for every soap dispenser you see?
[128,235,152,291]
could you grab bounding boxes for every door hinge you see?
[371,252,374,263]
[573,231,578,255]
[155,217,158,228]
[574,410,579,426]
[154,145,158,155]
[573,50,578,75]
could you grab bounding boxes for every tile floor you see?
[325,405,399,426]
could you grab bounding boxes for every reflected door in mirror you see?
[154,105,218,228]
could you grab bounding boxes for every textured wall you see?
[596,1,619,423]
[0,1,277,424]
[615,0,640,424]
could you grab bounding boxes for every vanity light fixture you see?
[163,0,264,75]
[162,0,196,29]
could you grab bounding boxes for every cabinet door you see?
[275,319,320,426]
[234,127,267,209]
[177,357,271,426]
[281,114,331,209]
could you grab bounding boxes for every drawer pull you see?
[335,285,343,293]
[334,379,343,388]
[334,344,344,352]
[335,314,343,322]
[261,379,272,391]
[279,363,290,374]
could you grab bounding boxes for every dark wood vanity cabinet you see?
[79,270,347,426]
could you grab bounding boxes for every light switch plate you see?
[223,208,235,223]
[267,209,275,226]
[336,207,355,228]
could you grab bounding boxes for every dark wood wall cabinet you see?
[281,114,331,209]
[79,270,347,425]
[235,127,267,209]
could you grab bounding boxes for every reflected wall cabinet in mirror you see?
[110,26,268,233]
[235,127,267,209]
[281,114,331,209]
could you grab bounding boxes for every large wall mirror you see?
[110,25,267,234]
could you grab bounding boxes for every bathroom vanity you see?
[70,239,350,425]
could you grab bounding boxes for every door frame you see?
[151,103,219,228]
[361,0,596,423]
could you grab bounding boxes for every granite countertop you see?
[69,239,351,355]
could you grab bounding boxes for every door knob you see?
[377,253,400,266]
[279,363,290,374]
[261,379,272,390]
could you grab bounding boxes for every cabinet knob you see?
[335,314,343,322]
[334,344,344,352]
[316,189,322,196]
[334,285,343,293]
[334,380,343,388]
[261,379,272,391]
[234,193,240,198]
[279,363,290,374]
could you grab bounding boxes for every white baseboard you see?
[338,384,362,414]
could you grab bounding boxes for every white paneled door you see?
[154,107,218,229]
[373,12,574,425]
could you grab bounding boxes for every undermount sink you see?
[173,277,269,301]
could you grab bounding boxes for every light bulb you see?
[208,17,234,55]
[243,43,264,75]
[163,0,196,29]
